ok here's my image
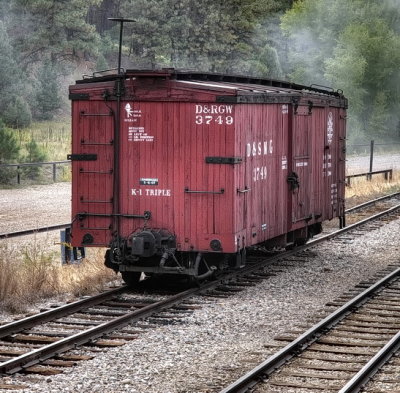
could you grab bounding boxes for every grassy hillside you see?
[17,119,71,161]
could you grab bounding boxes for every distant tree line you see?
[0,0,400,145]
[281,0,400,144]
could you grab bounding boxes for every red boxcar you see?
[69,70,347,284]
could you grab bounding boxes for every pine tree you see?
[0,119,20,163]
[120,0,292,74]
[21,138,47,180]
[34,61,62,120]
[0,21,22,123]
[3,96,32,128]
[10,0,102,65]
[0,118,20,184]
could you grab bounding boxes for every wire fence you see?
[0,140,398,186]
[346,141,400,174]
[0,161,71,185]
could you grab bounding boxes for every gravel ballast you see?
[1,182,400,392]
[1,214,399,392]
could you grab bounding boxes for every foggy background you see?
[0,0,399,146]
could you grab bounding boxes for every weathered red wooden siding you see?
[309,105,346,224]
[69,71,346,253]
[117,100,236,253]
[70,99,115,246]
[233,103,290,248]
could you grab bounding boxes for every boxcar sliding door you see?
[289,105,311,225]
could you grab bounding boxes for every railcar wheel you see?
[294,237,308,246]
[229,248,246,269]
[121,271,141,287]
[104,250,119,273]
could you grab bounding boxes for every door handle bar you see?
[184,188,224,195]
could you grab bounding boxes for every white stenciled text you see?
[253,166,267,181]
[195,104,233,114]
[246,140,273,157]
[131,188,171,197]
[195,104,234,125]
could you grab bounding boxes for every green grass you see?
[0,119,72,187]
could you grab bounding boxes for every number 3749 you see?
[195,115,234,125]
[253,166,267,181]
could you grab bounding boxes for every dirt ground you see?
[0,183,71,256]
[0,183,71,234]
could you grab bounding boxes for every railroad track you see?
[219,264,400,393]
[0,246,306,377]
[0,224,70,240]
[345,191,400,214]
[1,192,399,240]
[0,284,213,375]
[0,198,399,380]
[343,191,400,226]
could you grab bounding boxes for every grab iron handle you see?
[184,187,224,195]
[237,187,251,194]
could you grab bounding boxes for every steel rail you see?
[308,202,400,247]
[219,203,400,393]
[0,281,218,374]
[338,331,400,393]
[219,266,400,393]
[0,232,318,374]
[0,249,300,375]
[0,231,332,375]
[0,286,127,339]
[0,224,70,239]
[1,202,399,375]
[345,191,400,214]
[1,193,399,241]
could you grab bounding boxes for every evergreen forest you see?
[1,0,400,145]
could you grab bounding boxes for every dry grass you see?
[0,239,117,314]
[60,250,118,297]
[345,170,400,208]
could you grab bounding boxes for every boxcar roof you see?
[73,69,347,107]
[77,69,340,94]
